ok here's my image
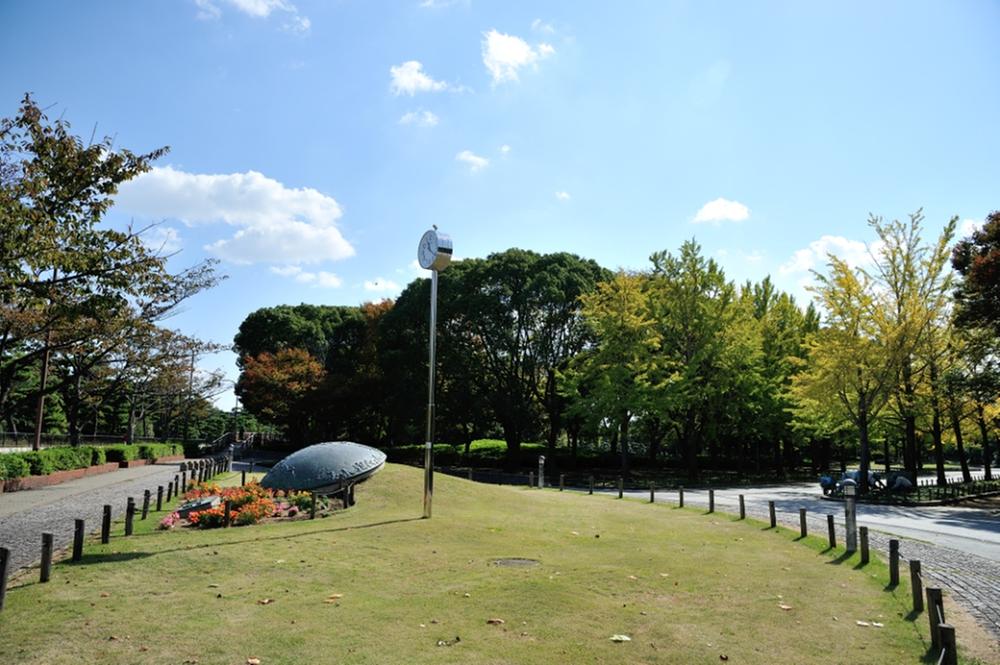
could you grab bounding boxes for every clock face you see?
[418,230,438,269]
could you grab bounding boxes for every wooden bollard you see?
[889,539,899,586]
[310,493,317,519]
[589,475,594,495]
[679,486,684,508]
[939,623,957,665]
[560,474,565,491]
[166,479,174,502]
[142,490,151,520]
[101,504,112,544]
[241,469,247,486]
[0,546,10,612]
[708,489,715,513]
[927,587,944,649]
[181,468,187,490]
[223,500,232,528]
[859,526,869,564]
[826,514,836,548]
[910,560,924,612]
[72,519,85,562]
[649,482,655,503]
[40,533,53,583]
[125,498,135,536]
[529,471,534,488]
[467,468,473,481]
[738,494,745,519]
[799,508,807,538]
[617,477,623,499]
[768,501,776,528]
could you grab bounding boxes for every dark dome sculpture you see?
[261,441,386,493]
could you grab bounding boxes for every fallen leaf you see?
[247,658,261,665]
[327,593,343,600]
[627,575,638,580]
[720,656,729,661]
[659,573,670,578]
[257,598,274,605]
[609,634,632,642]
[872,622,884,628]
[99,592,110,598]
[463,593,471,598]
[138,646,149,652]
[208,584,220,588]
[487,618,505,625]
[778,604,792,611]
[856,620,870,627]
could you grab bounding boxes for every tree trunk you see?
[929,361,947,486]
[858,395,871,494]
[619,413,631,475]
[901,357,918,481]
[883,437,891,475]
[949,406,972,483]
[977,404,993,481]
[773,437,783,479]
[682,412,699,482]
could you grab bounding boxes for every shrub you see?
[20,451,54,476]
[137,443,179,461]
[103,445,139,463]
[234,498,274,526]
[3,454,30,478]
[90,446,107,465]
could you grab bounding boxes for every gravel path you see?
[0,462,188,574]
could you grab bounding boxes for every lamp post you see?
[417,227,453,518]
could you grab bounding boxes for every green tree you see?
[952,210,1000,335]
[0,94,220,445]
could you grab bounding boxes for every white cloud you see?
[456,150,489,172]
[555,191,571,201]
[499,144,511,154]
[269,266,341,288]
[283,14,310,34]
[399,109,439,127]
[363,278,401,293]
[418,0,467,7]
[744,250,764,264]
[693,198,750,224]
[195,0,309,32]
[481,29,554,85]
[390,61,452,95]
[531,18,555,34]
[960,218,984,237]
[779,235,880,275]
[116,166,354,265]
[141,226,182,254]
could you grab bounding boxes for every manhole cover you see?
[492,558,540,567]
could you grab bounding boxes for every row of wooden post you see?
[0,456,228,612]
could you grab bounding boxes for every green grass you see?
[0,464,965,664]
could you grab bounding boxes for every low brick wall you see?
[119,454,185,468]
[3,456,187,492]
[3,462,120,492]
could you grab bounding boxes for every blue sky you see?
[3,0,999,410]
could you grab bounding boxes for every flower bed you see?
[160,481,340,530]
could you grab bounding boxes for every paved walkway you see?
[0,462,186,574]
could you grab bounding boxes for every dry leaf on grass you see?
[856,620,870,627]
[257,598,274,605]
[487,618,505,625]
[872,622,884,628]
[247,658,261,665]
[778,604,792,611]
[99,592,110,598]
[609,634,631,642]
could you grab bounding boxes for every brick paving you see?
[0,462,187,575]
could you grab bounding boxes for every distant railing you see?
[0,432,169,450]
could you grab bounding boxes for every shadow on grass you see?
[72,551,155,566]
[92,517,425,563]
[824,551,853,566]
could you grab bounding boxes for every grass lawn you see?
[0,464,985,664]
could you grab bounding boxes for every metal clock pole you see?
[423,268,438,518]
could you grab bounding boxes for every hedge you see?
[0,442,184,479]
